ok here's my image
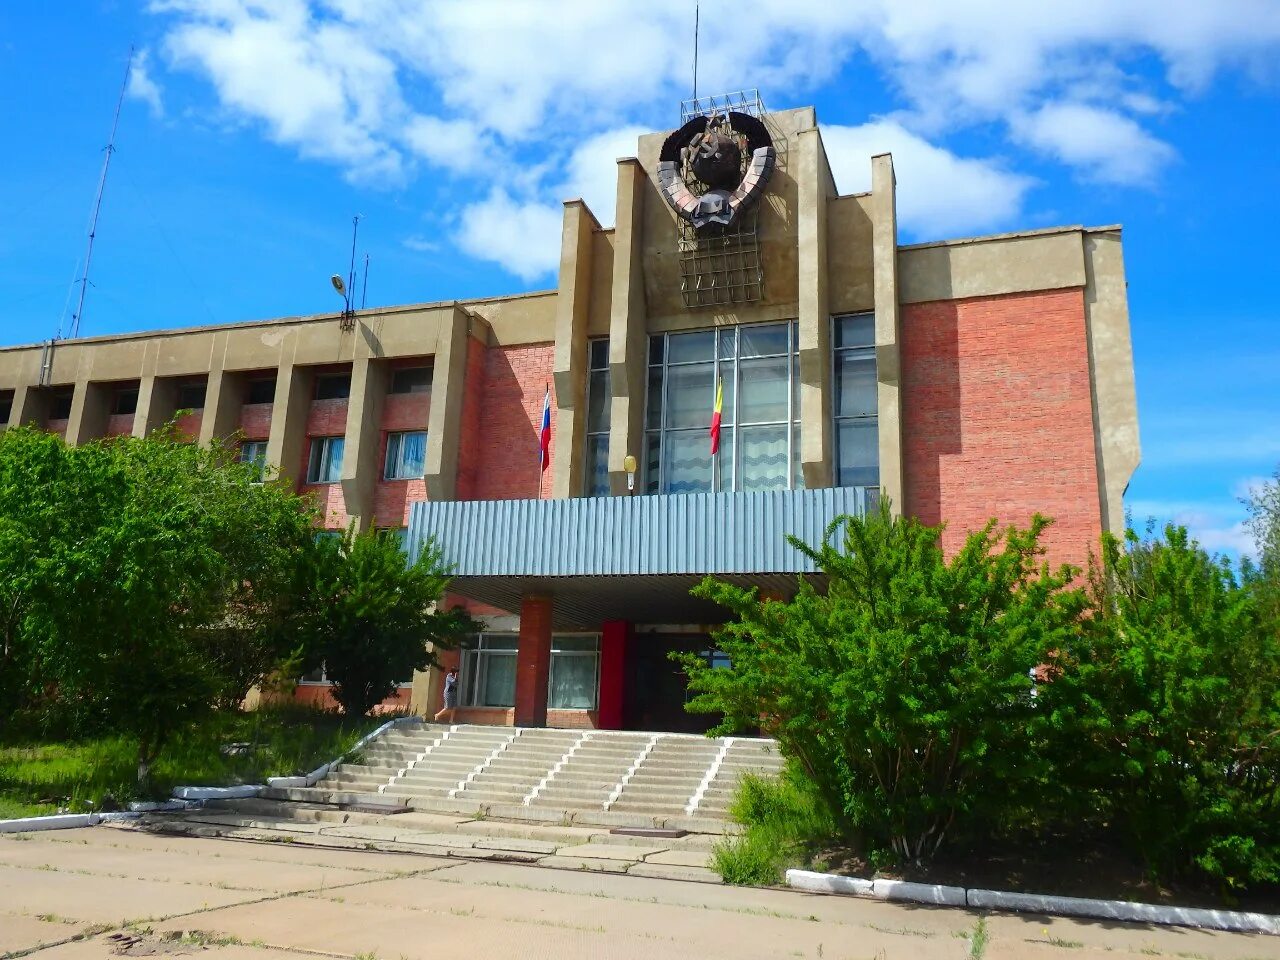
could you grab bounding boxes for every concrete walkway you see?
[2,824,1275,960]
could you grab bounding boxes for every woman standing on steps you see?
[434,667,458,724]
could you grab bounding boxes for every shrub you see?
[682,501,1086,866]
[712,770,835,885]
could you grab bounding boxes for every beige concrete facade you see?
[0,104,1140,550]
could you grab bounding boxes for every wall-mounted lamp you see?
[623,454,637,494]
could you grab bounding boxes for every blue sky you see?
[2,1,1278,556]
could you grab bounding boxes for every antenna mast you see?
[68,46,134,340]
[361,253,369,310]
[692,4,699,101]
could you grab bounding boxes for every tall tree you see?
[298,528,475,717]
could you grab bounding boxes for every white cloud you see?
[1127,495,1260,558]
[401,235,440,253]
[454,189,562,282]
[1013,102,1176,185]
[127,49,165,117]
[401,115,491,174]
[822,120,1037,237]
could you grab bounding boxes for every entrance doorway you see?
[623,633,727,733]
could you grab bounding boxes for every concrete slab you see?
[0,913,84,953]
[641,848,712,868]
[534,855,632,873]
[472,836,560,855]
[626,863,722,884]
[556,842,666,861]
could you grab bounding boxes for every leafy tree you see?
[0,426,319,787]
[1243,467,1280,628]
[297,528,475,717]
[1059,526,1280,891]
[680,500,1086,865]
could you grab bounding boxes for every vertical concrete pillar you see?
[514,593,553,728]
[341,353,389,532]
[9,385,50,429]
[423,307,474,502]
[64,380,109,446]
[200,366,245,448]
[551,200,599,499]
[607,159,648,496]
[265,358,314,485]
[132,376,177,438]
[870,153,905,513]
[598,619,630,730]
[797,127,835,488]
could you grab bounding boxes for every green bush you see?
[682,500,1085,866]
[712,770,835,885]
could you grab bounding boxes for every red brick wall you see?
[290,683,410,714]
[300,397,350,528]
[457,341,556,501]
[47,419,68,439]
[104,413,133,438]
[239,403,272,440]
[901,288,1102,570]
[371,390,430,528]
[173,411,202,441]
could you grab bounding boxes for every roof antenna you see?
[67,46,134,341]
[692,3,699,103]
[361,253,369,310]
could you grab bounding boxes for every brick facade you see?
[901,288,1103,570]
[239,403,272,439]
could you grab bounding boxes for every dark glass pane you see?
[584,434,610,497]
[667,330,714,364]
[113,389,138,415]
[837,419,880,488]
[645,367,664,430]
[737,357,789,423]
[665,363,714,429]
[589,338,610,370]
[648,335,665,365]
[644,432,662,494]
[176,382,206,410]
[834,313,875,349]
[717,327,736,360]
[246,378,276,404]
[792,422,804,489]
[0,393,11,425]
[315,374,351,400]
[714,431,734,492]
[390,367,431,394]
[50,390,73,420]
[717,366,735,426]
[587,368,610,434]
[739,322,789,357]
[835,353,877,418]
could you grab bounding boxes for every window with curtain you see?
[548,636,600,710]
[582,338,611,496]
[644,322,801,494]
[460,634,519,707]
[832,313,880,490]
[384,430,427,480]
[307,436,345,484]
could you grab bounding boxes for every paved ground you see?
[1,825,1277,960]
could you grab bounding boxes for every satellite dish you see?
[330,274,346,296]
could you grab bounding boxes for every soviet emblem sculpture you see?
[657,111,776,230]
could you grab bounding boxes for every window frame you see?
[582,338,611,497]
[389,366,432,395]
[306,435,345,484]
[459,632,602,711]
[383,430,427,481]
[239,440,268,481]
[643,322,800,494]
[245,378,276,405]
[314,373,351,401]
[831,312,880,492]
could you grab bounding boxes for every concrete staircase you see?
[267,722,784,830]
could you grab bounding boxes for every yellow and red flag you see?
[709,377,723,455]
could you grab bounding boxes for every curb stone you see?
[786,868,1280,936]
[0,811,142,833]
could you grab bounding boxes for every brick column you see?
[598,619,630,730]
[514,593,553,728]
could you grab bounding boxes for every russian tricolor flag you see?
[538,384,552,473]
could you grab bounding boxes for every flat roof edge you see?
[899,223,1126,251]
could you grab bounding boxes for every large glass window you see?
[833,314,879,489]
[240,440,268,481]
[644,322,801,494]
[315,373,351,400]
[582,338,610,496]
[307,436,344,484]
[389,366,431,394]
[384,430,427,480]
[459,633,601,710]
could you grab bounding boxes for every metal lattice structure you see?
[671,90,779,308]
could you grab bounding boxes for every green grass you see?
[711,770,837,886]
[0,703,391,816]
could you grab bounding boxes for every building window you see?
[49,389,74,421]
[389,366,432,394]
[246,378,276,404]
[459,633,601,711]
[460,634,518,708]
[644,322,801,494]
[307,436,345,484]
[240,440,268,480]
[583,338,610,496]
[832,314,879,490]
[175,381,206,410]
[548,635,600,710]
[315,373,351,401]
[112,388,138,416]
[377,527,408,551]
[384,431,426,480]
[0,391,11,425]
